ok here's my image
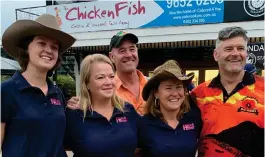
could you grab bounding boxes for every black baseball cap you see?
[109,31,138,51]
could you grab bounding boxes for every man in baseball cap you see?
[68,31,148,115]
[108,31,147,115]
[109,31,138,50]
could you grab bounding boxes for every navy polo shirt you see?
[1,72,67,157]
[138,99,202,157]
[64,103,140,157]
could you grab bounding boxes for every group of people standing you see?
[1,14,264,157]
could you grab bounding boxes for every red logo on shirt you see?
[237,96,259,115]
[183,123,195,130]
[50,98,61,105]
[116,117,127,123]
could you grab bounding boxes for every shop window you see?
[186,70,199,86]
[205,70,219,81]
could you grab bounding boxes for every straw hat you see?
[142,60,194,101]
[2,14,76,58]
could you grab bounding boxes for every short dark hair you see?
[216,26,248,48]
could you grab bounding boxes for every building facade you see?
[35,0,265,94]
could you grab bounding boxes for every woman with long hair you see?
[138,60,202,157]
[64,54,139,157]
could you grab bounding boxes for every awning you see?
[1,57,21,70]
[68,37,264,52]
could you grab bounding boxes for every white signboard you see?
[46,1,163,33]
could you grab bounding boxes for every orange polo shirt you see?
[115,70,147,115]
[191,72,264,157]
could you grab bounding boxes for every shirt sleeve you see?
[124,103,141,119]
[63,108,75,150]
[136,117,145,149]
[123,103,144,148]
[56,87,67,110]
[188,95,203,138]
[1,82,14,123]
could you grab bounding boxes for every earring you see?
[155,98,160,108]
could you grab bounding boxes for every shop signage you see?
[46,0,264,33]
[247,43,264,69]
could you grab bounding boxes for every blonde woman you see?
[138,60,202,157]
[64,54,139,157]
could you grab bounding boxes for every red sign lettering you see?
[65,1,146,21]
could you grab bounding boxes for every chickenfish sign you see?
[47,1,163,33]
[46,0,225,33]
[46,0,263,33]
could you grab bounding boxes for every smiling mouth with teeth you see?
[123,60,134,63]
[41,56,52,60]
[169,99,180,102]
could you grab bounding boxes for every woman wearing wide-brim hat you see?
[1,14,75,157]
[137,60,202,157]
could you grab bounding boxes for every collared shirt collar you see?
[78,106,124,119]
[208,71,255,88]
[145,111,195,129]
[12,71,58,95]
[115,70,147,90]
[143,114,169,129]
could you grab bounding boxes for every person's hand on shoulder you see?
[67,96,80,110]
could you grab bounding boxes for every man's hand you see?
[67,96,80,110]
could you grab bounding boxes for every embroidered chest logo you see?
[116,116,127,123]
[183,123,195,131]
[50,98,61,105]
[238,96,259,115]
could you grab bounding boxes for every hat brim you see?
[142,71,195,101]
[111,33,138,49]
[2,20,76,58]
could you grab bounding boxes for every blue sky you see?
[1,0,46,35]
